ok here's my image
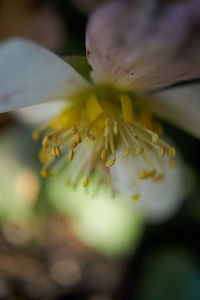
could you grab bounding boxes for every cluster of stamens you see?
[32,92,176,196]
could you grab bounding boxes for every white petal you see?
[150,84,200,139]
[110,143,189,223]
[14,101,66,126]
[0,39,90,113]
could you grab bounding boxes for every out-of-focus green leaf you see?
[0,126,40,223]
[63,56,91,81]
[139,249,200,300]
[46,171,144,257]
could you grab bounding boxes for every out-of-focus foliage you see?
[0,126,40,225]
[139,249,200,300]
[46,171,144,257]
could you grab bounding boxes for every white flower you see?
[0,0,199,222]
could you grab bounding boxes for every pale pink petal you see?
[86,0,200,91]
[0,39,90,113]
[149,84,200,139]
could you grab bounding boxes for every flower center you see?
[33,87,176,194]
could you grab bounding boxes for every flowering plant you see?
[0,0,199,221]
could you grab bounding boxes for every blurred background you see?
[0,1,200,299]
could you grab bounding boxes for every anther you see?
[131,194,140,201]
[42,144,48,153]
[123,147,130,157]
[128,125,138,139]
[152,133,159,144]
[41,169,48,177]
[113,120,118,135]
[70,140,78,149]
[71,124,77,134]
[75,133,82,143]
[169,147,176,157]
[104,119,111,136]
[52,134,57,143]
[42,135,49,146]
[169,159,177,168]
[148,169,156,177]
[101,149,107,161]
[135,146,144,155]
[68,150,74,161]
[32,131,40,141]
[106,118,111,126]
[105,158,116,168]
[51,146,61,158]
[159,147,165,158]
[87,133,96,141]
[83,177,89,187]
[104,128,109,137]
[138,171,149,179]
[153,174,164,182]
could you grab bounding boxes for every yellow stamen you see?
[120,94,135,123]
[138,171,149,179]
[32,131,40,141]
[138,170,156,179]
[41,169,48,177]
[71,124,78,134]
[87,133,96,141]
[135,145,144,155]
[86,93,104,122]
[70,140,78,149]
[105,158,116,168]
[131,194,140,201]
[75,132,82,143]
[101,149,107,160]
[152,120,163,134]
[139,109,152,129]
[123,147,130,157]
[42,135,49,146]
[153,174,164,182]
[113,120,118,135]
[169,147,176,157]
[159,147,165,158]
[152,133,159,144]
[52,134,57,143]
[68,150,74,161]
[83,177,89,187]
[104,118,111,136]
[49,104,82,130]
[128,124,138,139]
[51,146,61,158]
[169,159,177,168]
[148,169,156,178]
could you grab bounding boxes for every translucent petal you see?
[14,101,66,126]
[110,143,188,223]
[150,84,200,139]
[86,0,200,91]
[0,39,90,112]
